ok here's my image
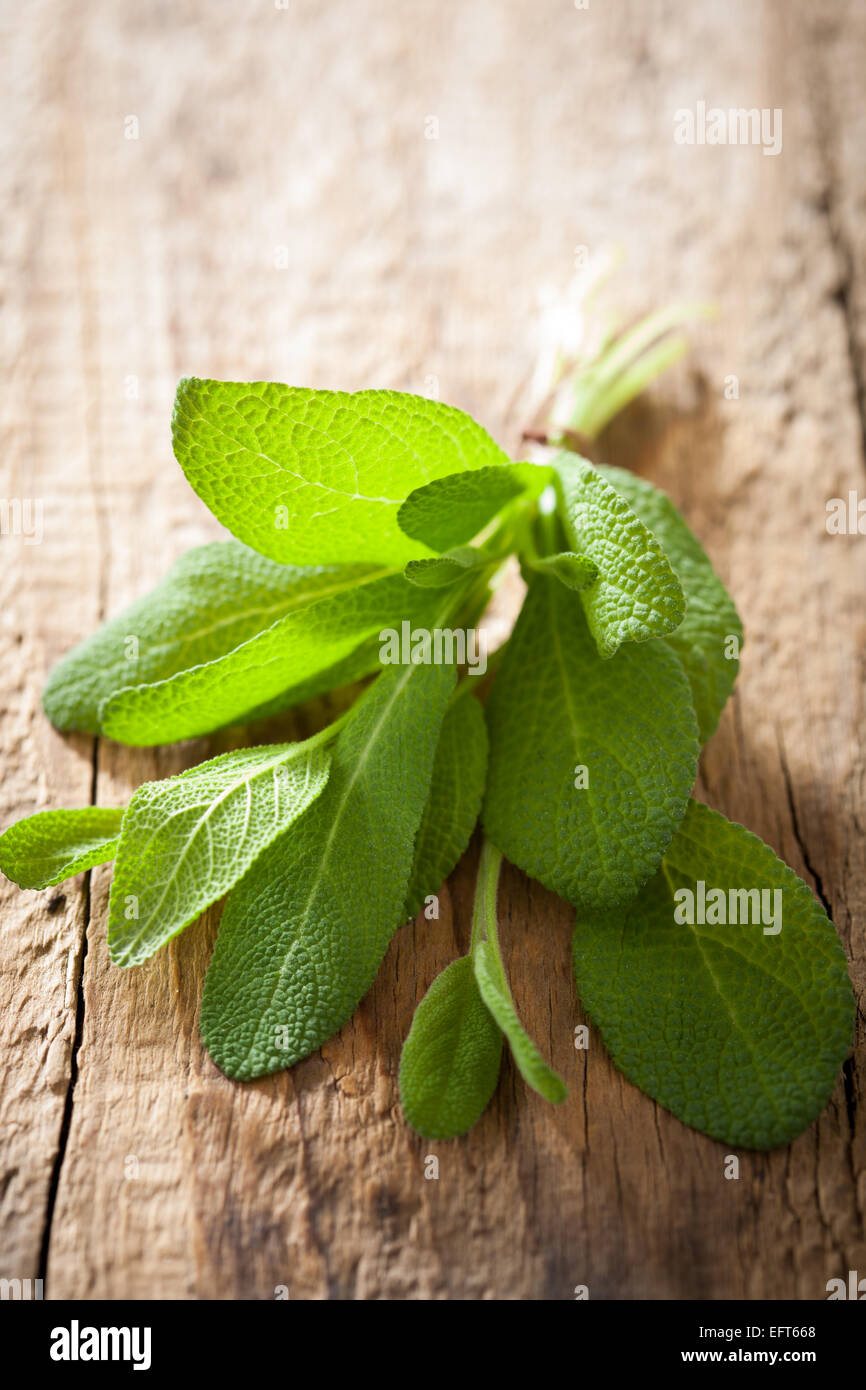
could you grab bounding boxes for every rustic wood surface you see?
[1,0,864,1300]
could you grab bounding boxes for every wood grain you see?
[1,0,863,1299]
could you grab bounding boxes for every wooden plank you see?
[1,0,863,1299]
[0,0,104,1279]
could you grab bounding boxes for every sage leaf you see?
[473,942,567,1104]
[528,550,598,591]
[108,740,331,967]
[597,465,742,741]
[0,807,124,889]
[173,379,510,567]
[552,454,685,657]
[404,687,488,920]
[42,541,376,734]
[572,800,854,1148]
[99,572,451,746]
[200,661,455,1078]
[399,956,503,1140]
[482,576,699,911]
[404,547,482,588]
[471,843,566,1104]
[397,463,549,552]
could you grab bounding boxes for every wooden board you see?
[1,0,863,1299]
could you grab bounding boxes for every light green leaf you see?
[42,540,378,734]
[173,379,510,567]
[552,454,685,657]
[399,956,503,1139]
[200,661,455,1079]
[528,551,598,591]
[0,807,124,889]
[398,463,549,553]
[108,740,331,967]
[233,633,383,726]
[572,800,854,1149]
[404,688,488,920]
[471,842,567,1104]
[474,942,567,1104]
[482,577,699,911]
[596,465,742,740]
[404,546,481,588]
[99,572,449,746]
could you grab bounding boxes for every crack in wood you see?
[808,40,866,474]
[775,732,833,921]
[36,739,99,1288]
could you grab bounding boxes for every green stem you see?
[470,838,503,954]
[579,334,689,438]
[449,564,496,634]
[553,300,715,441]
[579,301,712,406]
[534,504,562,558]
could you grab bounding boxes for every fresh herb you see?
[0,290,853,1150]
[399,838,565,1139]
[109,738,332,967]
[0,807,125,889]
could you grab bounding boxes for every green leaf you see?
[200,661,455,1079]
[108,740,331,967]
[399,956,503,1139]
[482,576,699,911]
[173,379,510,567]
[99,572,450,746]
[552,454,686,657]
[398,463,549,553]
[404,688,488,920]
[473,942,566,1104]
[572,800,854,1149]
[0,808,124,889]
[232,633,384,726]
[471,842,567,1104]
[404,546,481,588]
[42,540,378,734]
[528,551,598,591]
[596,465,742,741]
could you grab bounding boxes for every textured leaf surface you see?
[42,541,375,734]
[232,634,384,726]
[100,572,447,746]
[404,689,488,920]
[399,956,503,1139]
[572,800,854,1149]
[483,577,699,910]
[173,379,510,566]
[200,662,454,1078]
[404,546,481,588]
[398,463,548,552]
[473,940,567,1104]
[552,454,685,657]
[0,807,124,889]
[108,741,331,967]
[530,551,598,591]
[597,465,742,740]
